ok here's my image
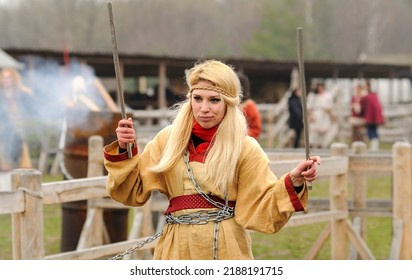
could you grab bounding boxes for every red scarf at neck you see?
[189,120,218,162]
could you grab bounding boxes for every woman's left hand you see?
[290,156,321,186]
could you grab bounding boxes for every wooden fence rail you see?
[1,138,411,260]
[130,102,412,149]
[35,102,412,175]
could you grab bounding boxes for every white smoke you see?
[0,55,116,177]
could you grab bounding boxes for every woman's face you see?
[191,81,226,129]
[1,70,14,89]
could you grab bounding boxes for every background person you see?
[349,83,367,142]
[0,67,34,190]
[307,81,335,148]
[237,71,262,140]
[361,80,384,151]
[288,88,304,148]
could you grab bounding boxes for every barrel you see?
[60,109,130,252]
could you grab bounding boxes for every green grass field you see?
[0,173,393,260]
[252,174,393,260]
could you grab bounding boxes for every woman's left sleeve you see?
[234,139,308,234]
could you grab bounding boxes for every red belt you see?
[164,194,235,215]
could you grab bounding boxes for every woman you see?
[307,82,335,148]
[103,60,320,260]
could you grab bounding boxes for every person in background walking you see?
[288,88,303,148]
[361,80,384,151]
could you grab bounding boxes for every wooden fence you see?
[1,136,411,260]
[33,98,412,176]
[127,102,412,153]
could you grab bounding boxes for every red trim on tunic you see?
[103,145,138,162]
[165,194,235,215]
[285,173,305,212]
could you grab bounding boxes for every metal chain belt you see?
[165,207,234,225]
[108,231,163,260]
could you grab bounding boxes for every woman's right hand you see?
[115,117,135,149]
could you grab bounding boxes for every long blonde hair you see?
[150,60,247,194]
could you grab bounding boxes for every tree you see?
[1,0,412,63]
[243,0,307,60]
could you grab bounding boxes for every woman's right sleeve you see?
[103,136,167,207]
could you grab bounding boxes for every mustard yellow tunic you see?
[103,125,308,260]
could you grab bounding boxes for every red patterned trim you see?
[165,194,235,215]
[103,146,138,162]
[285,173,305,212]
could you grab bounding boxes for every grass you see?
[251,174,393,260]
[252,216,392,260]
[0,171,394,260]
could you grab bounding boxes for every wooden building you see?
[5,48,412,109]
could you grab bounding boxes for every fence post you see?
[392,141,412,259]
[266,109,274,148]
[330,142,349,259]
[11,169,44,259]
[351,142,368,230]
[77,135,108,249]
[87,135,105,178]
[348,141,368,259]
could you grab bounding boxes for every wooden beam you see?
[0,191,25,214]
[305,224,331,260]
[158,63,167,109]
[392,142,412,259]
[42,176,107,204]
[11,169,44,259]
[349,154,392,173]
[390,219,404,260]
[348,217,362,260]
[44,237,158,260]
[270,156,348,177]
[285,210,347,228]
[330,143,349,259]
[345,219,375,260]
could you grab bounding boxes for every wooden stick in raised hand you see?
[297,27,312,190]
[108,1,132,158]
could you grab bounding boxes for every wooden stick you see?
[107,1,132,158]
[297,27,312,190]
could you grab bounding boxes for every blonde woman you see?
[104,60,320,260]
